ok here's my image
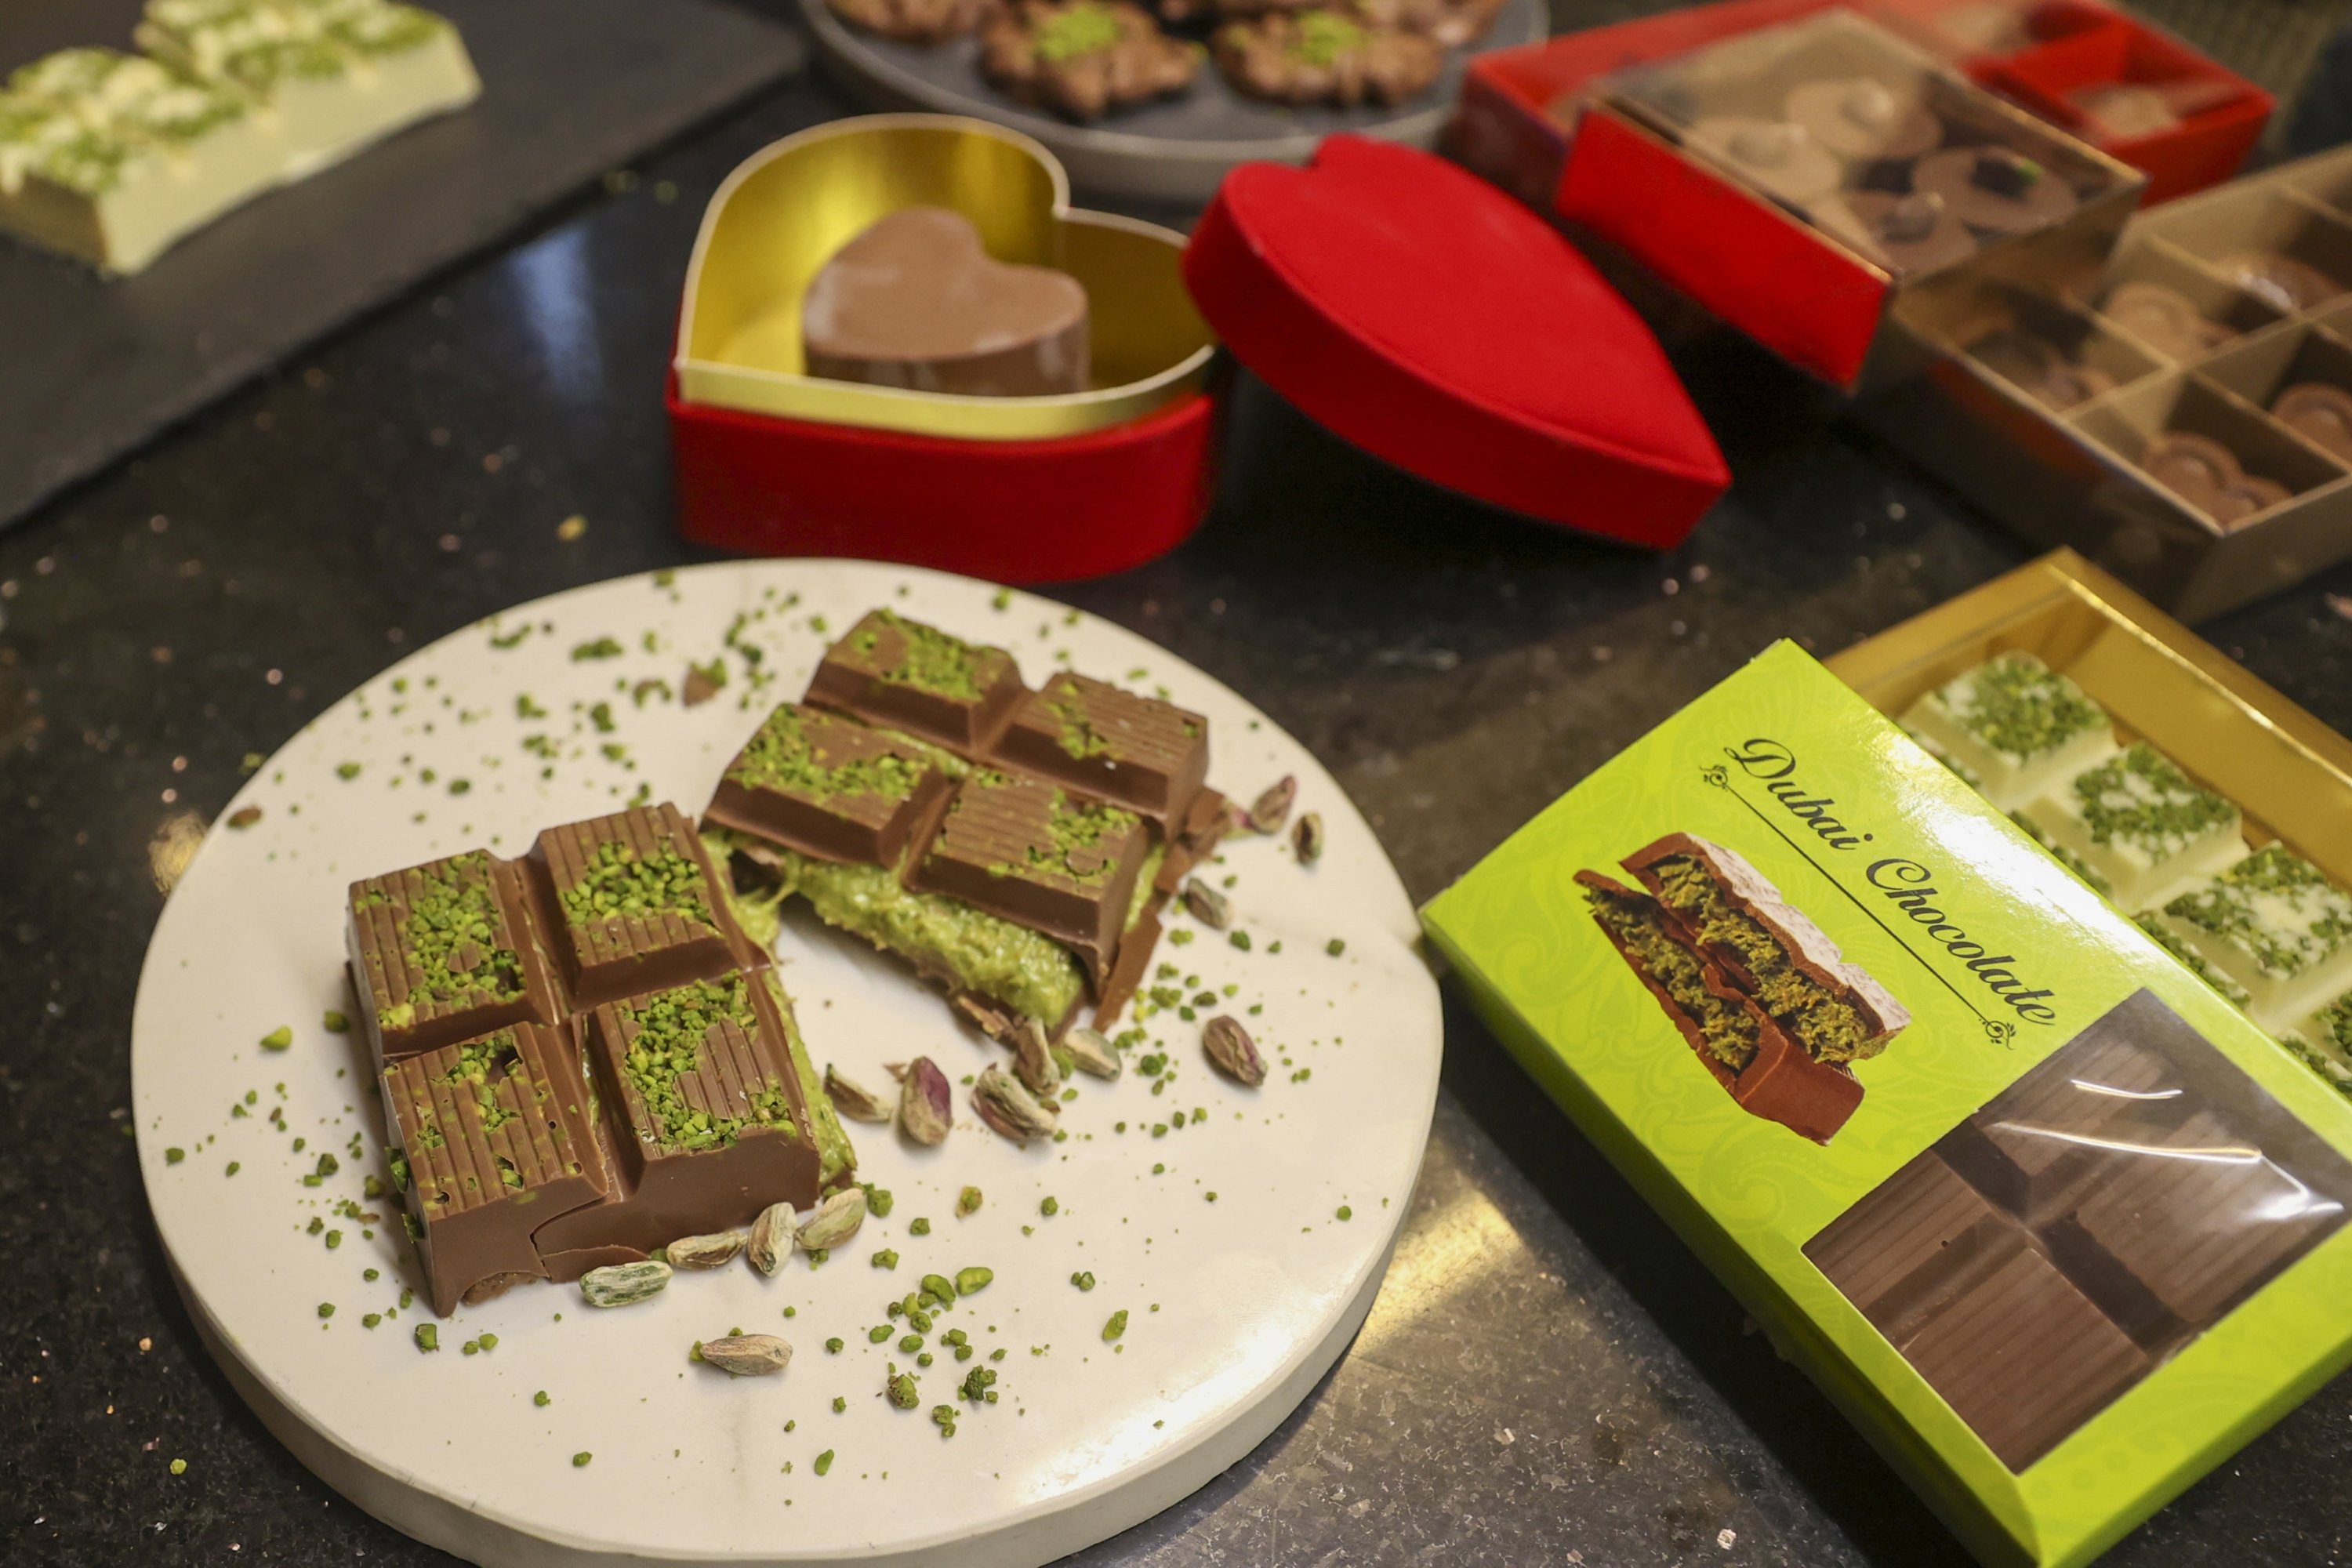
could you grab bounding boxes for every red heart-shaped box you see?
[1183,133,1729,548]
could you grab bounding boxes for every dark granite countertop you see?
[7,31,2352,1568]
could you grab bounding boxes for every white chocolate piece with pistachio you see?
[2017,742,2245,911]
[2150,844,2352,1034]
[1900,650,2114,811]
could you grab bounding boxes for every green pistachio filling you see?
[1930,650,2107,763]
[2135,912,2252,1007]
[768,974,856,1188]
[2067,742,2235,858]
[616,976,798,1153]
[728,704,928,802]
[1586,882,1757,1070]
[1290,10,1366,66]
[559,837,713,933]
[358,851,527,1027]
[1650,855,1878,1063]
[2161,844,2352,980]
[852,609,994,699]
[1034,2,1122,61]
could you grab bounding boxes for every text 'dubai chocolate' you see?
[805,608,1028,754]
[704,701,953,866]
[347,848,559,1064]
[383,1022,607,1316]
[801,206,1091,397]
[991,670,1209,824]
[1808,990,2352,1472]
[907,770,1149,984]
[531,971,822,1277]
[527,803,764,1012]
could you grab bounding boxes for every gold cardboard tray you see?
[1828,548,2352,883]
[1859,145,2352,621]
[674,115,1216,441]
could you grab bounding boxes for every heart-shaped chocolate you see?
[802,206,1091,397]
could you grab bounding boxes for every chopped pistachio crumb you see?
[815,1449,836,1475]
[336,762,361,780]
[322,1010,350,1033]
[909,1218,931,1236]
[225,1161,240,1176]
[362,1313,382,1329]
[1336,1205,1352,1221]
[956,1266,993,1295]
[318,1302,335,1319]
[416,1324,439,1352]
[873,1249,900,1270]
[534,1390,550,1406]
[572,1452,592,1468]
[165,1147,185,1164]
[832,1397,847,1414]
[1071,1271,1095,1291]
[169,1458,187,1475]
[1040,1196,1059,1217]
[957,1185,982,1217]
[260,1025,292,1051]
[826,1338,844,1354]
[1326,938,1346,956]
[1102,1310,1128,1342]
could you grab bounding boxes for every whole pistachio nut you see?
[973,1065,1057,1145]
[698,1333,793,1377]
[824,1065,893,1123]
[580,1258,672,1308]
[953,991,1019,1043]
[795,1186,868,1254]
[1202,1014,1267,1087]
[886,1363,920,1410]
[747,1201,795,1277]
[1062,1026,1120,1080]
[1292,811,1325,866]
[666,1228,750,1271]
[900,1056,953,1146]
[1013,1018,1058,1098]
[1247,775,1297,834]
[1181,878,1232,930]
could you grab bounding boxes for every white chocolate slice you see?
[1899,650,2115,811]
[2151,844,2352,1033]
[2017,742,2245,911]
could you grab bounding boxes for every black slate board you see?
[0,0,806,531]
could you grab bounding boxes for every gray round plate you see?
[798,0,1548,205]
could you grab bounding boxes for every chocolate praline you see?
[1912,145,2080,234]
[2100,281,2232,361]
[1968,329,2117,412]
[1784,77,1941,161]
[1831,189,1976,276]
[2217,250,2345,314]
[1684,115,1843,206]
[2272,381,2352,462]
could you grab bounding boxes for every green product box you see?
[1421,640,2352,1568]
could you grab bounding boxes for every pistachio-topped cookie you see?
[2151,844,2352,1033]
[1212,9,1443,107]
[2017,742,2244,909]
[1899,650,2114,811]
[979,0,1202,122]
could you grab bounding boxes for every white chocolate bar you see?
[1900,650,2114,811]
[2017,742,2245,912]
[2151,844,2352,1034]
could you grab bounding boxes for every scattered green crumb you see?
[832,1397,847,1414]
[1102,1310,1128,1342]
[826,1338,844,1354]
[1327,938,1346,957]
[362,1313,382,1329]
[956,1266,993,1295]
[1169,930,1194,946]
[165,1147,184,1164]
[815,1450,835,1475]
[416,1324,439,1352]
[322,1010,349,1033]
[260,1025,292,1051]
[1337,1205,1352,1221]
[873,1249,900,1270]
[1040,1196,1059,1217]
[224,1161,240,1176]
[958,1185,982,1217]
[573,1452,592,1468]
[1071,1271,1095,1290]
[1229,931,1251,951]
[336,762,361,780]
[909,1218,931,1236]
[317,1302,335,1319]
[169,1458,187,1475]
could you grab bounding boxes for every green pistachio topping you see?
[2065,743,2236,859]
[1927,650,2107,764]
[1290,9,1366,67]
[2162,844,2352,979]
[1033,4,1123,64]
[727,703,927,803]
[853,608,994,699]
[559,837,713,933]
[615,977,796,1152]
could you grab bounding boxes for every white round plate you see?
[132,560,1440,1566]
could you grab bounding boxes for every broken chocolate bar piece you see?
[806,608,1028,755]
[906,770,1150,987]
[705,701,955,867]
[532,971,826,1277]
[383,1022,606,1316]
[347,848,560,1063]
[1579,870,1863,1142]
[526,803,765,1012]
[1624,832,1911,1064]
[991,671,1210,826]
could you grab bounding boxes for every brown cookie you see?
[1784,77,1942,161]
[2101,281,2233,361]
[2219,250,2345,314]
[980,0,1202,122]
[2273,381,2352,462]
[801,207,1090,397]
[1211,10,1442,108]
[827,0,989,44]
[1912,146,2080,235]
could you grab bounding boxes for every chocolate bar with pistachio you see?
[531,971,834,1279]
[1624,832,1911,1065]
[704,701,956,867]
[347,848,561,1063]
[525,803,768,1012]
[992,670,1210,826]
[382,1022,607,1316]
[805,608,1028,754]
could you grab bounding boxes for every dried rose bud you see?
[1247,775,1297,834]
[899,1056,952,1146]
[1013,1018,1058,1098]
[1202,1014,1265,1087]
[823,1065,892,1123]
[1061,1026,1120,1080]
[1292,811,1324,866]
[973,1065,1057,1145]
[1181,878,1232,930]
[794,1186,867,1253]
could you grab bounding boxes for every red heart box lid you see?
[1183,134,1728,548]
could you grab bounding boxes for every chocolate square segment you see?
[704,701,953,867]
[805,608,1027,754]
[529,971,820,1272]
[347,848,558,1063]
[991,671,1210,825]
[906,770,1149,981]
[383,1022,606,1316]
[528,803,764,1011]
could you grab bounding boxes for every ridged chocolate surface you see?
[347,850,554,1062]
[804,609,1027,753]
[993,671,1210,822]
[909,771,1148,971]
[704,701,950,866]
[532,801,759,1010]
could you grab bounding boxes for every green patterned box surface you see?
[1420,641,2352,1568]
